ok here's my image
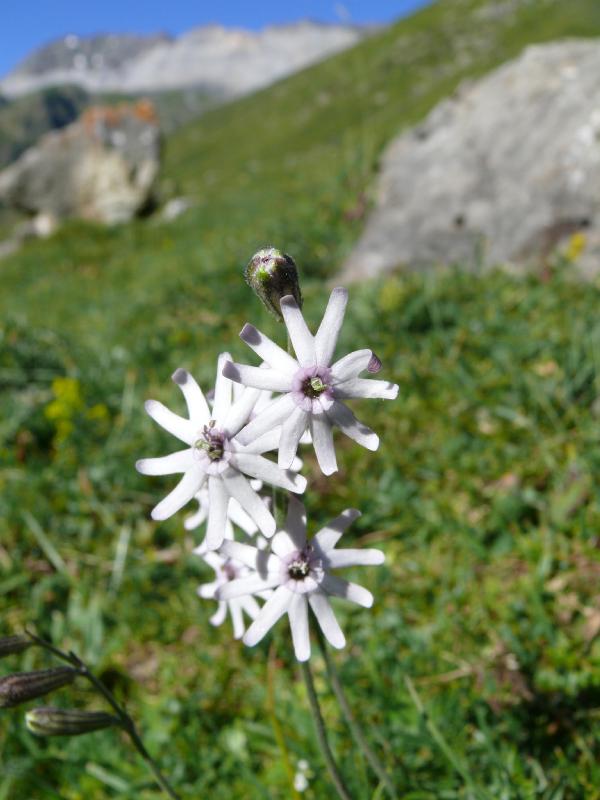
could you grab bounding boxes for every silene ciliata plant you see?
[2,247,398,799]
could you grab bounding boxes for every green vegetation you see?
[2,0,600,797]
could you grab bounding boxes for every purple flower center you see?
[291,365,334,413]
[222,560,240,581]
[195,422,226,461]
[281,544,324,594]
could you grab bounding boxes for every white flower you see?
[184,486,260,538]
[136,353,306,550]
[215,497,385,661]
[223,287,398,475]
[198,550,269,639]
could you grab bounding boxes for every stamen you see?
[194,421,225,460]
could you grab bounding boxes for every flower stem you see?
[267,645,302,800]
[316,631,398,798]
[300,659,353,800]
[25,631,181,800]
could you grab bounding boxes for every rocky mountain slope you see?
[342,38,600,279]
[0,22,365,98]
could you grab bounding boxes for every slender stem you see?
[300,659,353,800]
[25,632,181,800]
[316,631,398,798]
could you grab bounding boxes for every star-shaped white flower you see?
[136,353,306,550]
[223,287,398,475]
[198,550,268,640]
[216,497,385,661]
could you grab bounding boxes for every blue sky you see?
[1,0,431,79]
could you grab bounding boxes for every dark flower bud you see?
[26,707,120,737]
[367,352,382,373]
[244,247,302,321]
[0,635,31,659]
[0,667,78,708]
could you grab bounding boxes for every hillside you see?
[2,1,600,797]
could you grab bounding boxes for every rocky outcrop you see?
[1,23,365,99]
[0,101,160,224]
[342,40,600,280]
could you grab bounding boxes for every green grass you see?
[2,0,600,797]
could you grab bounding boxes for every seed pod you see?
[0,635,31,659]
[0,667,78,708]
[244,247,302,321]
[26,707,120,737]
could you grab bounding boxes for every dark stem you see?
[25,631,181,800]
[300,659,353,800]
[316,630,398,798]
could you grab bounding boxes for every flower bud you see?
[26,707,120,737]
[0,667,78,708]
[244,247,302,321]
[0,635,31,659]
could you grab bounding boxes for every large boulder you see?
[0,100,160,224]
[342,40,600,280]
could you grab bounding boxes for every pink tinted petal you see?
[324,549,385,568]
[222,468,276,538]
[144,399,196,445]
[278,407,309,470]
[326,401,379,451]
[308,592,346,649]
[236,394,296,446]
[314,509,361,552]
[314,287,348,367]
[205,476,229,550]
[288,593,311,661]
[240,324,298,376]
[213,353,234,423]
[151,465,206,520]
[223,362,292,393]
[331,349,373,382]
[233,452,306,493]
[280,295,315,366]
[243,585,291,646]
[171,369,210,426]
[321,574,374,607]
[309,415,338,475]
[334,377,399,400]
[136,449,195,476]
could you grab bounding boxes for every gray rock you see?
[0,101,160,224]
[342,40,600,280]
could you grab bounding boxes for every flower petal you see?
[280,295,315,366]
[314,509,361,552]
[288,593,311,661]
[321,574,374,608]
[144,399,196,445]
[334,377,399,400]
[230,602,245,639]
[184,504,207,531]
[239,594,262,621]
[237,427,281,454]
[278,407,309,470]
[309,415,338,475]
[222,468,276,537]
[205,476,229,550]
[171,369,211,426]
[243,585,291,646]
[236,393,296,446]
[209,602,227,627]
[324,548,385,568]
[228,498,258,535]
[240,324,299,376]
[220,540,278,573]
[197,581,218,599]
[217,573,281,600]
[136,449,195,476]
[314,287,348,367]
[222,386,261,437]
[326,400,379,451]
[331,349,373,382]
[233,453,306,493]
[223,362,292,393]
[213,352,234,423]
[151,465,206,520]
[271,497,307,557]
[308,592,346,649]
